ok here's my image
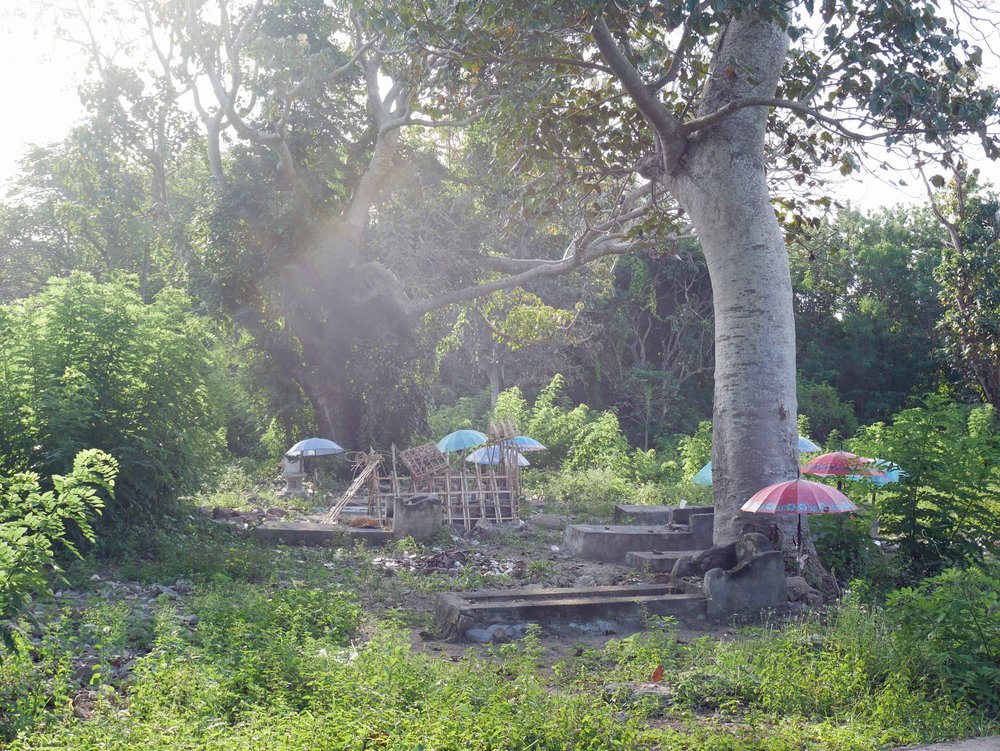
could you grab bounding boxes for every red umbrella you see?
[741,479,858,550]
[801,451,878,476]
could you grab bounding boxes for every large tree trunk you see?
[668,14,800,548]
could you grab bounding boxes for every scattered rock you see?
[174,579,194,595]
[529,514,569,530]
[89,574,102,582]
[180,614,199,627]
[72,690,98,719]
[472,519,500,540]
[603,681,674,708]
[466,623,527,643]
[153,584,179,599]
[786,576,823,606]
[74,657,101,685]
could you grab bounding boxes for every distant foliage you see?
[491,386,530,433]
[0,273,221,527]
[679,420,713,481]
[426,394,492,440]
[934,180,1000,412]
[494,375,631,472]
[0,449,117,647]
[797,379,858,442]
[850,396,1000,574]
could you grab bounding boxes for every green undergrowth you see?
[2,519,996,750]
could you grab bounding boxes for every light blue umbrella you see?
[286,437,345,457]
[798,435,822,453]
[501,435,547,452]
[466,446,530,467]
[693,434,818,485]
[848,459,906,487]
[692,461,713,485]
[436,429,488,453]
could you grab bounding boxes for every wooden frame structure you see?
[324,434,523,529]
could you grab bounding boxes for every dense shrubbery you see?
[494,375,700,516]
[0,273,222,527]
[887,561,1000,713]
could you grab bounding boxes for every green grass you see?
[2,508,996,750]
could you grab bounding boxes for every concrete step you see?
[613,504,672,524]
[625,549,707,574]
[613,504,714,525]
[436,584,707,639]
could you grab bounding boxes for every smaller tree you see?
[851,396,1000,575]
[0,273,221,526]
[926,170,1000,411]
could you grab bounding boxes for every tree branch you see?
[648,6,702,92]
[591,16,686,170]
[681,96,985,143]
[404,238,640,316]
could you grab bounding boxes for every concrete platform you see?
[564,514,714,563]
[625,549,706,573]
[252,521,392,547]
[436,584,707,639]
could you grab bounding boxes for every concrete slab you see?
[252,521,392,547]
[625,549,706,573]
[894,738,1000,751]
[436,584,707,639]
[564,523,711,562]
[613,504,673,524]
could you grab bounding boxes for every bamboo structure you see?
[323,439,522,530]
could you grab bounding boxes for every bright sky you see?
[1,4,998,212]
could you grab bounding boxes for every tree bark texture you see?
[668,15,800,546]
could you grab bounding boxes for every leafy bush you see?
[113,520,277,585]
[0,449,116,646]
[527,467,631,519]
[0,273,222,527]
[850,395,1000,574]
[888,561,1000,713]
[810,514,907,594]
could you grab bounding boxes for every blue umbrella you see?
[286,437,345,457]
[798,435,822,453]
[692,461,713,485]
[691,435,821,486]
[466,446,530,467]
[501,435,547,452]
[848,459,906,487]
[436,429,488,453]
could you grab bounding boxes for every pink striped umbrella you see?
[741,479,858,550]
[801,451,878,476]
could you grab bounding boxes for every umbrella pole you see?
[797,513,802,552]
